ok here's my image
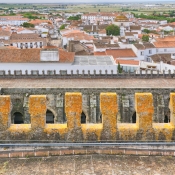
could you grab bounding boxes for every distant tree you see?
[68,15,81,20]
[106,24,120,36]
[117,63,123,73]
[22,22,34,28]
[143,29,150,34]
[60,24,66,30]
[142,35,149,42]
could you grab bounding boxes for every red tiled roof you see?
[105,49,137,58]
[94,51,106,56]
[0,48,75,63]
[153,41,175,48]
[115,59,139,65]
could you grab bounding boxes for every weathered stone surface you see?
[0,92,175,141]
[29,95,47,129]
[0,155,175,175]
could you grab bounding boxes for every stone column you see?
[89,93,96,123]
[100,93,118,140]
[121,95,130,122]
[56,94,64,123]
[170,93,175,126]
[29,95,46,129]
[0,96,11,131]
[135,93,154,130]
[65,92,83,141]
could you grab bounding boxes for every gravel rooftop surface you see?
[0,155,174,175]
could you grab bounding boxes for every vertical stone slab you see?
[135,93,154,130]
[65,93,83,141]
[170,93,175,126]
[0,96,11,131]
[100,93,118,140]
[65,93,82,129]
[90,94,96,123]
[29,95,46,129]
[56,94,64,123]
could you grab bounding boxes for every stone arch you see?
[46,106,57,122]
[13,112,24,124]
[46,109,55,124]
[81,111,86,124]
[132,111,136,123]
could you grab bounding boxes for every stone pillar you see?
[156,95,165,123]
[89,93,96,123]
[56,94,64,123]
[23,95,30,123]
[29,95,46,129]
[100,93,118,140]
[135,93,154,130]
[121,95,130,122]
[65,92,83,141]
[170,93,175,126]
[0,96,11,131]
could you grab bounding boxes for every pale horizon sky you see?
[0,0,172,3]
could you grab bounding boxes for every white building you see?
[0,16,29,26]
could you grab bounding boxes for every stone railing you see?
[0,92,175,142]
[0,69,174,79]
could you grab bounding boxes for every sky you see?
[0,0,170,3]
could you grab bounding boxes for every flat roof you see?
[73,56,114,66]
[0,79,175,88]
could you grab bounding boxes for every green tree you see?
[143,29,150,34]
[68,15,81,20]
[142,35,149,42]
[60,24,66,30]
[106,24,120,36]
[22,22,34,28]
[117,63,123,73]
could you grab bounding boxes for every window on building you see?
[164,49,167,52]
[149,50,152,54]
[13,112,24,124]
[140,51,144,56]
[132,112,136,123]
[46,110,54,123]
[81,112,86,124]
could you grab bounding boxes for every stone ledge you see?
[0,148,174,158]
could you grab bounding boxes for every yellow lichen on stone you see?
[8,124,31,133]
[81,124,103,141]
[65,93,82,130]
[135,93,154,130]
[118,123,138,140]
[29,95,46,129]
[0,96,11,131]
[170,93,175,126]
[44,124,68,137]
[100,93,118,140]
[153,123,174,141]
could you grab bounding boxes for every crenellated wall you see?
[0,92,175,142]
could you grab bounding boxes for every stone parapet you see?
[0,93,174,141]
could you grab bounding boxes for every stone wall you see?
[2,88,172,125]
[0,90,175,142]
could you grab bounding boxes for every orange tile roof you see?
[94,51,106,56]
[63,31,94,41]
[59,49,75,63]
[153,41,175,48]
[0,48,40,63]
[105,49,137,58]
[0,48,75,63]
[155,36,175,42]
[115,59,139,65]
[29,19,52,25]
